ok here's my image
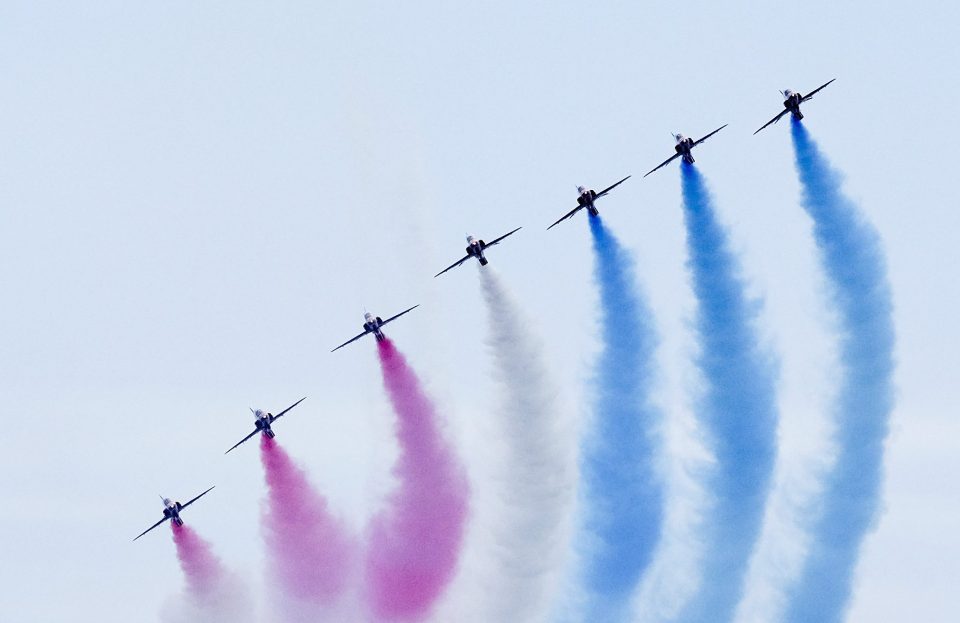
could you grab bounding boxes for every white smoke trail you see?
[446,267,577,623]
[160,568,257,623]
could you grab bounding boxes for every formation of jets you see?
[133,79,836,542]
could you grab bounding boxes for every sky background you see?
[1,1,958,621]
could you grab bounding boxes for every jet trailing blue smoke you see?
[675,162,778,623]
[782,119,895,623]
[575,215,663,621]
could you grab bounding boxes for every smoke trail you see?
[163,523,255,623]
[782,120,895,623]
[365,338,469,621]
[260,435,357,617]
[675,163,778,622]
[568,215,664,621]
[172,522,224,598]
[456,267,575,623]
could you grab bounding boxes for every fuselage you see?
[252,409,276,438]
[363,312,386,341]
[673,133,696,164]
[577,186,599,216]
[782,89,804,119]
[465,235,488,265]
[161,499,184,526]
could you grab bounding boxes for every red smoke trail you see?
[171,522,225,599]
[166,523,255,623]
[364,338,469,621]
[260,435,356,604]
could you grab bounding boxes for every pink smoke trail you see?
[171,522,225,599]
[260,435,356,604]
[364,338,469,621]
[166,523,256,623]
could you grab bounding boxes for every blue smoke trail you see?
[782,119,895,623]
[675,162,778,623]
[575,215,664,621]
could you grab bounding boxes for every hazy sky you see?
[1,2,957,622]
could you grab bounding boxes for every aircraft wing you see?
[547,205,583,230]
[434,254,472,278]
[754,109,791,135]
[693,124,728,147]
[331,327,373,352]
[133,516,170,541]
[596,175,632,197]
[801,78,836,102]
[643,153,682,178]
[180,486,215,510]
[271,396,307,421]
[483,226,522,248]
[381,304,419,326]
[225,428,261,454]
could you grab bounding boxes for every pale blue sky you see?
[1,2,957,621]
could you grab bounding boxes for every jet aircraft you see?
[643,125,727,177]
[754,79,836,135]
[133,486,215,541]
[546,176,631,230]
[331,305,419,352]
[434,227,522,277]
[225,396,307,454]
